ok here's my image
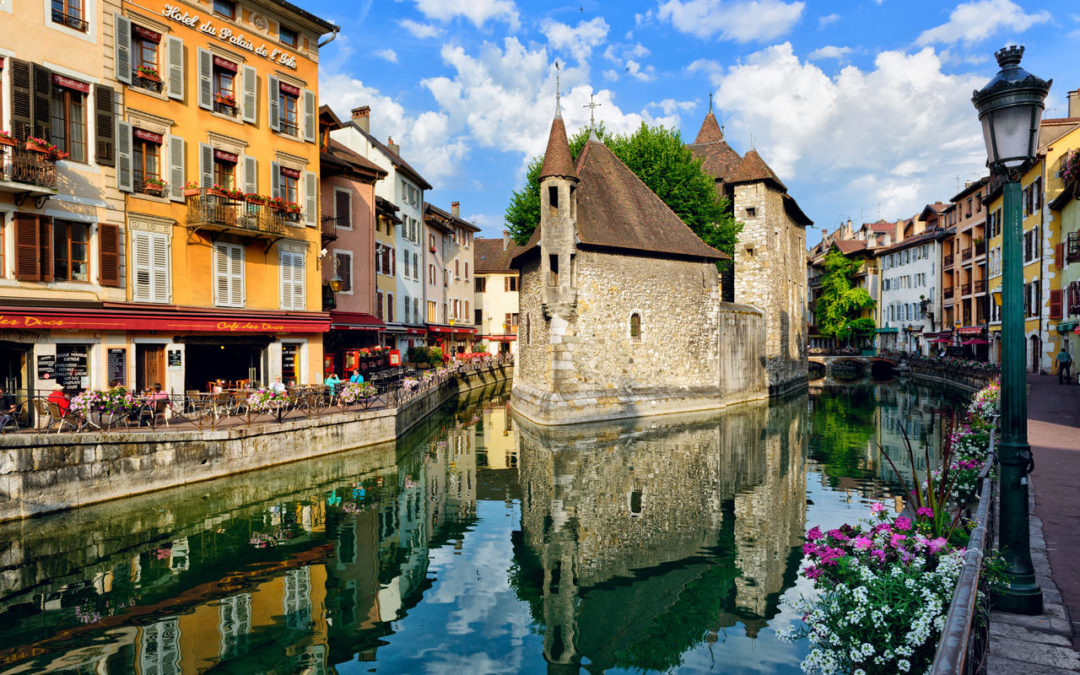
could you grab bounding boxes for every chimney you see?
[351,105,370,132]
[451,201,460,218]
[1069,89,1080,119]
[502,229,510,251]
[387,136,399,155]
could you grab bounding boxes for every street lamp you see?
[972,45,1051,615]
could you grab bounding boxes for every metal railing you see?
[186,189,288,235]
[944,287,955,299]
[944,254,954,267]
[321,215,348,242]
[51,8,88,31]
[930,424,997,675]
[974,279,986,294]
[975,242,986,256]
[0,145,58,189]
[962,281,972,295]
[962,248,974,261]
[1068,232,1080,263]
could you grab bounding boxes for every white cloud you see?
[700,43,986,220]
[916,0,1050,47]
[540,16,609,64]
[375,49,398,63]
[603,69,619,82]
[625,60,655,81]
[808,45,852,60]
[818,13,839,29]
[649,98,698,116]
[656,0,805,42]
[412,0,520,30]
[399,18,441,38]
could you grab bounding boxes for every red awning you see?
[0,305,329,333]
[957,326,984,335]
[329,311,384,331]
[427,324,477,336]
[482,334,517,342]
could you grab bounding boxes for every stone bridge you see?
[807,355,900,380]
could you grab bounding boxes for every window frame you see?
[50,84,88,163]
[133,138,161,193]
[51,0,88,32]
[213,0,236,19]
[280,25,298,48]
[279,89,299,136]
[333,249,353,295]
[52,220,90,282]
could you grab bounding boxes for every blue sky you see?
[309,0,1080,245]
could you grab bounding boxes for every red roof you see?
[538,114,579,182]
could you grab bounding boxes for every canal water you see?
[0,380,967,674]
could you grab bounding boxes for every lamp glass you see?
[985,105,1037,168]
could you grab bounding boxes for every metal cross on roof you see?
[709,92,713,113]
[584,94,601,128]
[555,61,562,116]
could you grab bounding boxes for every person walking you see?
[1057,345,1073,385]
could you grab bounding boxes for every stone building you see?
[511,110,767,425]
[688,109,811,395]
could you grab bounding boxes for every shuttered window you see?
[14,213,53,282]
[94,84,115,166]
[304,171,317,226]
[279,249,305,310]
[98,223,120,287]
[165,35,184,100]
[213,243,244,307]
[131,230,170,302]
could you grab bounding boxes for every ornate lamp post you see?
[972,45,1051,615]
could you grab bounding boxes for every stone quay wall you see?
[0,365,511,523]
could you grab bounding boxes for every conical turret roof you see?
[727,149,787,191]
[694,111,724,144]
[538,114,579,182]
[686,111,741,182]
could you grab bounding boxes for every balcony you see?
[944,287,954,299]
[321,215,346,243]
[975,241,986,256]
[962,281,972,295]
[186,189,299,244]
[962,248,973,261]
[974,279,986,294]
[0,144,59,203]
[1068,232,1080,263]
[944,254,954,267]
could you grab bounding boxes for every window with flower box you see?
[50,75,89,162]
[214,150,238,190]
[132,129,164,195]
[131,25,163,92]
[212,57,238,116]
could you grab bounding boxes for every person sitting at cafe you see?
[324,371,341,399]
[149,383,170,401]
[0,386,17,432]
[48,385,70,417]
[270,376,287,393]
[349,370,364,384]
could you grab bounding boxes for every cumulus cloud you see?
[399,19,441,39]
[657,0,805,42]
[412,0,521,30]
[699,43,986,220]
[818,13,839,28]
[808,45,852,60]
[649,98,699,116]
[916,0,1050,47]
[540,16,609,64]
[375,49,398,63]
[624,60,655,81]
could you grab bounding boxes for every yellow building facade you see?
[113,0,335,391]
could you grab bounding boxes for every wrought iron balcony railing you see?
[944,286,954,299]
[186,189,290,238]
[0,145,59,192]
[962,282,972,295]
[962,248,973,261]
[974,279,986,294]
[52,8,88,31]
[944,254,954,267]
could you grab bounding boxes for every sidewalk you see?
[987,374,1080,673]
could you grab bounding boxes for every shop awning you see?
[329,311,384,331]
[427,324,477,336]
[1,305,330,333]
[380,324,427,335]
[483,334,517,341]
[1056,320,1078,334]
[957,326,984,336]
[875,327,899,334]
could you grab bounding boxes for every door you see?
[137,344,166,392]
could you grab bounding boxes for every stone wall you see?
[0,365,511,522]
[732,182,809,395]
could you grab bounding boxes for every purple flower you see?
[853,535,873,550]
[807,526,823,541]
[871,549,886,563]
[917,507,934,518]
[827,529,849,541]
[928,537,948,554]
[805,566,823,579]
[894,516,912,532]
[890,533,907,548]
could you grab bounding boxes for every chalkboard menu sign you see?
[282,344,298,383]
[37,354,56,380]
[55,346,89,390]
[107,348,127,386]
[168,349,183,368]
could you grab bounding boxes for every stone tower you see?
[538,107,580,321]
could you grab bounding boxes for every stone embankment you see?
[0,365,511,523]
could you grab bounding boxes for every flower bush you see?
[401,377,420,393]
[1062,148,1080,185]
[967,379,999,426]
[338,382,377,405]
[246,388,291,412]
[781,507,963,674]
[70,389,139,416]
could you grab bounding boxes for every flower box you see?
[0,134,15,148]
[184,188,201,197]
[245,194,267,205]
[143,185,165,196]
[136,67,161,82]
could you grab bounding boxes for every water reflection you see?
[0,381,963,674]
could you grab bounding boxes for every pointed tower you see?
[538,109,580,319]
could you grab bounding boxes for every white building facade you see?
[877,230,947,353]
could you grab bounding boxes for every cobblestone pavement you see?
[987,375,1080,674]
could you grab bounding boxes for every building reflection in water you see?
[512,395,807,673]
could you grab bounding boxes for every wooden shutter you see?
[98,223,120,287]
[14,213,40,282]
[270,162,281,198]
[279,250,291,309]
[166,35,184,100]
[229,245,244,306]
[304,171,317,226]
[279,251,305,310]
[214,244,229,305]
[151,233,170,303]
[38,216,52,282]
[168,135,185,202]
[267,76,280,131]
[302,89,316,142]
[1056,243,1064,269]
[116,121,133,192]
[94,84,115,167]
[114,13,132,84]
[335,190,350,227]
[215,243,244,306]
[199,143,213,187]
[392,248,396,276]
[132,230,152,302]
[10,59,33,141]
[1050,289,1063,320]
[196,48,212,110]
[243,155,257,195]
[31,64,52,140]
[241,65,257,123]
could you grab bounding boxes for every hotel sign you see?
[161,4,298,70]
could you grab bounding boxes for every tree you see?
[814,249,877,345]
[504,123,742,266]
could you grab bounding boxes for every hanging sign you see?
[52,74,91,94]
[280,167,301,179]
[134,129,164,144]
[214,149,239,163]
[37,354,56,380]
[279,82,301,96]
[133,25,162,43]
[161,4,299,69]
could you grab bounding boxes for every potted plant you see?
[25,136,56,154]
[136,65,161,82]
[0,131,15,148]
[207,183,228,198]
[245,192,267,205]
[142,176,167,196]
[268,196,289,211]
[214,92,237,108]
[224,187,246,201]
[183,181,201,197]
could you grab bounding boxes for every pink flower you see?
[853,535,873,550]
[917,507,934,518]
[827,529,849,541]
[870,502,886,514]
[894,516,912,532]
[805,566,823,579]
[890,533,907,548]
[807,527,823,541]
[928,537,948,554]
[871,549,886,563]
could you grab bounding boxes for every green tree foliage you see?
[504,123,742,266]
[814,249,876,344]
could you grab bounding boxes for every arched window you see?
[629,312,641,340]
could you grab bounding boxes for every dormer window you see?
[280,26,298,48]
[213,0,236,19]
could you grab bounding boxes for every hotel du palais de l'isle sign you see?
[161,4,298,70]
